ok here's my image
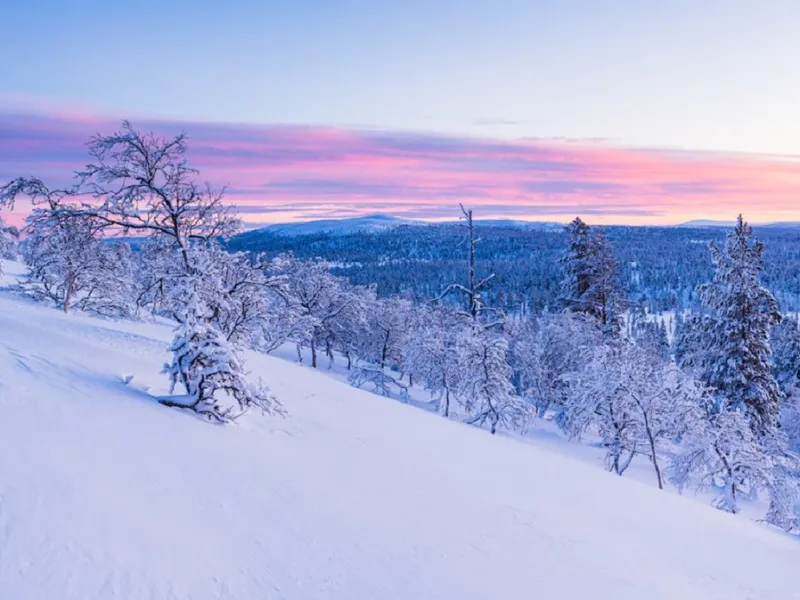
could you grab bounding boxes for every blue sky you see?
[4,0,799,154]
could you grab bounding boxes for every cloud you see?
[2,110,800,226]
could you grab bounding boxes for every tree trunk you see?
[641,411,663,489]
[381,330,390,369]
[715,443,738,513]
[311,334,318,369]
[63,274,74,313]
[326,337,334,369]
[489,410,499,434]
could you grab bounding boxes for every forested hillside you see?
[229,222,800,314]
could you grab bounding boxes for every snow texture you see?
[0,260,799,599]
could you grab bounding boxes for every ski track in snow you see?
[1,263,799,599]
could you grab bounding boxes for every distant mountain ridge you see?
[677,219,800,229]
[252,214,420,236]
[238,214,800,239]
[242,214,565,237]
[676,219,738,228]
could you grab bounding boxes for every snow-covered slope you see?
[1,261,799,600]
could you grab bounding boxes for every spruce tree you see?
[559,217,593,310]
[558,217,624,334]
[686,215,782,437]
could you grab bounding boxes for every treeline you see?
[2,122,800,531]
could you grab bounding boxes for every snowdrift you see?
[0,266,798,599]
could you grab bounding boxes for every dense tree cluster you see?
[229,218,800,315]
[2,123,800,531]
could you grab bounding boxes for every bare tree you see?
[434,204,497,321]
[74,121,240,271]
[1,122,239,274]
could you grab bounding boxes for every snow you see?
[247,214,420,236]
[1,260,799,599]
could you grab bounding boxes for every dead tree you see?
[433,204,498,322]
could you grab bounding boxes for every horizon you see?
[3,111,800,229]
[241,212,787,231]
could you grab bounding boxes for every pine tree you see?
[694,215,782,436]
[559,217,594,309]
[558,217,624,334]
[674,216,798,520]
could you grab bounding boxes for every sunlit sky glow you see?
[2,0,800,226]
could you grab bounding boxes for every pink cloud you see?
[2,110,800,227]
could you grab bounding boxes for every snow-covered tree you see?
[772,316,800,400]
[1,178,65,275]
[669,399,796,516]
[455,325,532,434]
[679,215,782,437]
[402,306,467,417]
[130,237,183,317]
[282,257,368,368]
[0,219,18,274]
[2,122,238,272]
[74,121,239,270]
[0,124,292,426]
[559,217,593,307]
[322,285,372,370]
[20,207,134,317]
[562,341,697,485]
[360,298,413,370]
[0,185,19,271]
[671,218,799,520]
[508,311,602,418]
[631,310,670,360]
[770,317,800,450]
[558,217,624,335]
[187,246,289,349]
[161,278,283,423]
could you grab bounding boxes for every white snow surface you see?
[1,261,799,600]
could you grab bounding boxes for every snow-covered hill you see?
[238,214,565,240]
[247,213,420,236]
[676,219,739,228]
[677,219,800,229]
[1,261,799,600]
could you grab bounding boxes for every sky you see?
[2,0,800,226]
